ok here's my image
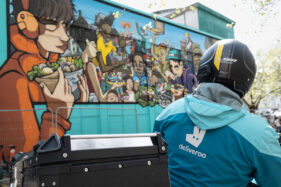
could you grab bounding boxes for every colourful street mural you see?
[0,0,217,159]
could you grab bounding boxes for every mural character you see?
[191,43,203,73]
[87,63,121,102]
[149,73,159,87]
[131,53,150,92]
[135,22,153,53]
[121,21,136,45]
[103,70,124,95]
[123,76,136,102]
[165,49,198,99]
[94,13,124,72]
[0,0,90,159]
[81,39,106,102]
[106,90,119,102]
[180,32,203,74]
[69,11,126,103]
[116,71,125,95]
[181,32,194,67]
[151,34,169,82]
[74,23,122,103]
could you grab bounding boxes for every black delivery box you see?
[10,133,170,187]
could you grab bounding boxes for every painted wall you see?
[0,0,7,65]
[0,0,220,156]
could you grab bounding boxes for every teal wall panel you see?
[35,104,163,135]
[0,0,7,66]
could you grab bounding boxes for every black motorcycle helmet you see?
[197,39,256,98]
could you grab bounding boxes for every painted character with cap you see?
[0,0,88,160]
[132,53,150,91]
[154,39,281,187]
[165,49,198,97]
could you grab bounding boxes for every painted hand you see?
[173,89,183,97]
[165,70,175,80]
[77,74,89,102]
[41,68,74,120]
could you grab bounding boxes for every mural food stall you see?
[0,0,225,173]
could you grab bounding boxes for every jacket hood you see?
[184,83,246,130]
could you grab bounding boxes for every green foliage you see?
[50,62,59,72]
[27,71,35,81]
[27,65,43,80]
[244,44,281,111]
[57,58,62,64]
[74,58,83,69]
[166,83,171,91]
[135,86,158,107]
[27,57,83,81]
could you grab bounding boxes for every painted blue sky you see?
[8,0,208,52]
[74,0,208,52]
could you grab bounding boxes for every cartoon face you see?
[133,55,146,77]
[170,60,184,77]
[38,21,69,54]
[126,78,133,91]
[108,72,117,82]
[101,23,112,41]
[110,71,116,77]
[107,92,118,102]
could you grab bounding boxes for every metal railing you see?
[0,108,54,133]
[0,107,140,135]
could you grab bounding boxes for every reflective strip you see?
[214,43,224,71]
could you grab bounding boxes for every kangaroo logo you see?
[186,126,206,148]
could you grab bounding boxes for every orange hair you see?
[121,21,131,29]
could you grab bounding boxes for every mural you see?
[0,0,217,160]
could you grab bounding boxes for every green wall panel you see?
[197,4,234,39]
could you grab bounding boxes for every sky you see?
[111,0,281,56]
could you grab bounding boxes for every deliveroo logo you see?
[186,126,206,148]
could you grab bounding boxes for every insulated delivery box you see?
[10,133,170,187]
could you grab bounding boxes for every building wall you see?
[155,3,234,39]
[171,14,186,25]
[197,4,235,39]
[0,0,220,154]
[185,9,199,30]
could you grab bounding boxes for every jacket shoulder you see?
[229,110,281,157]
[156,97,186,122]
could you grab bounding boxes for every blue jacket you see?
[154,83,281,187]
